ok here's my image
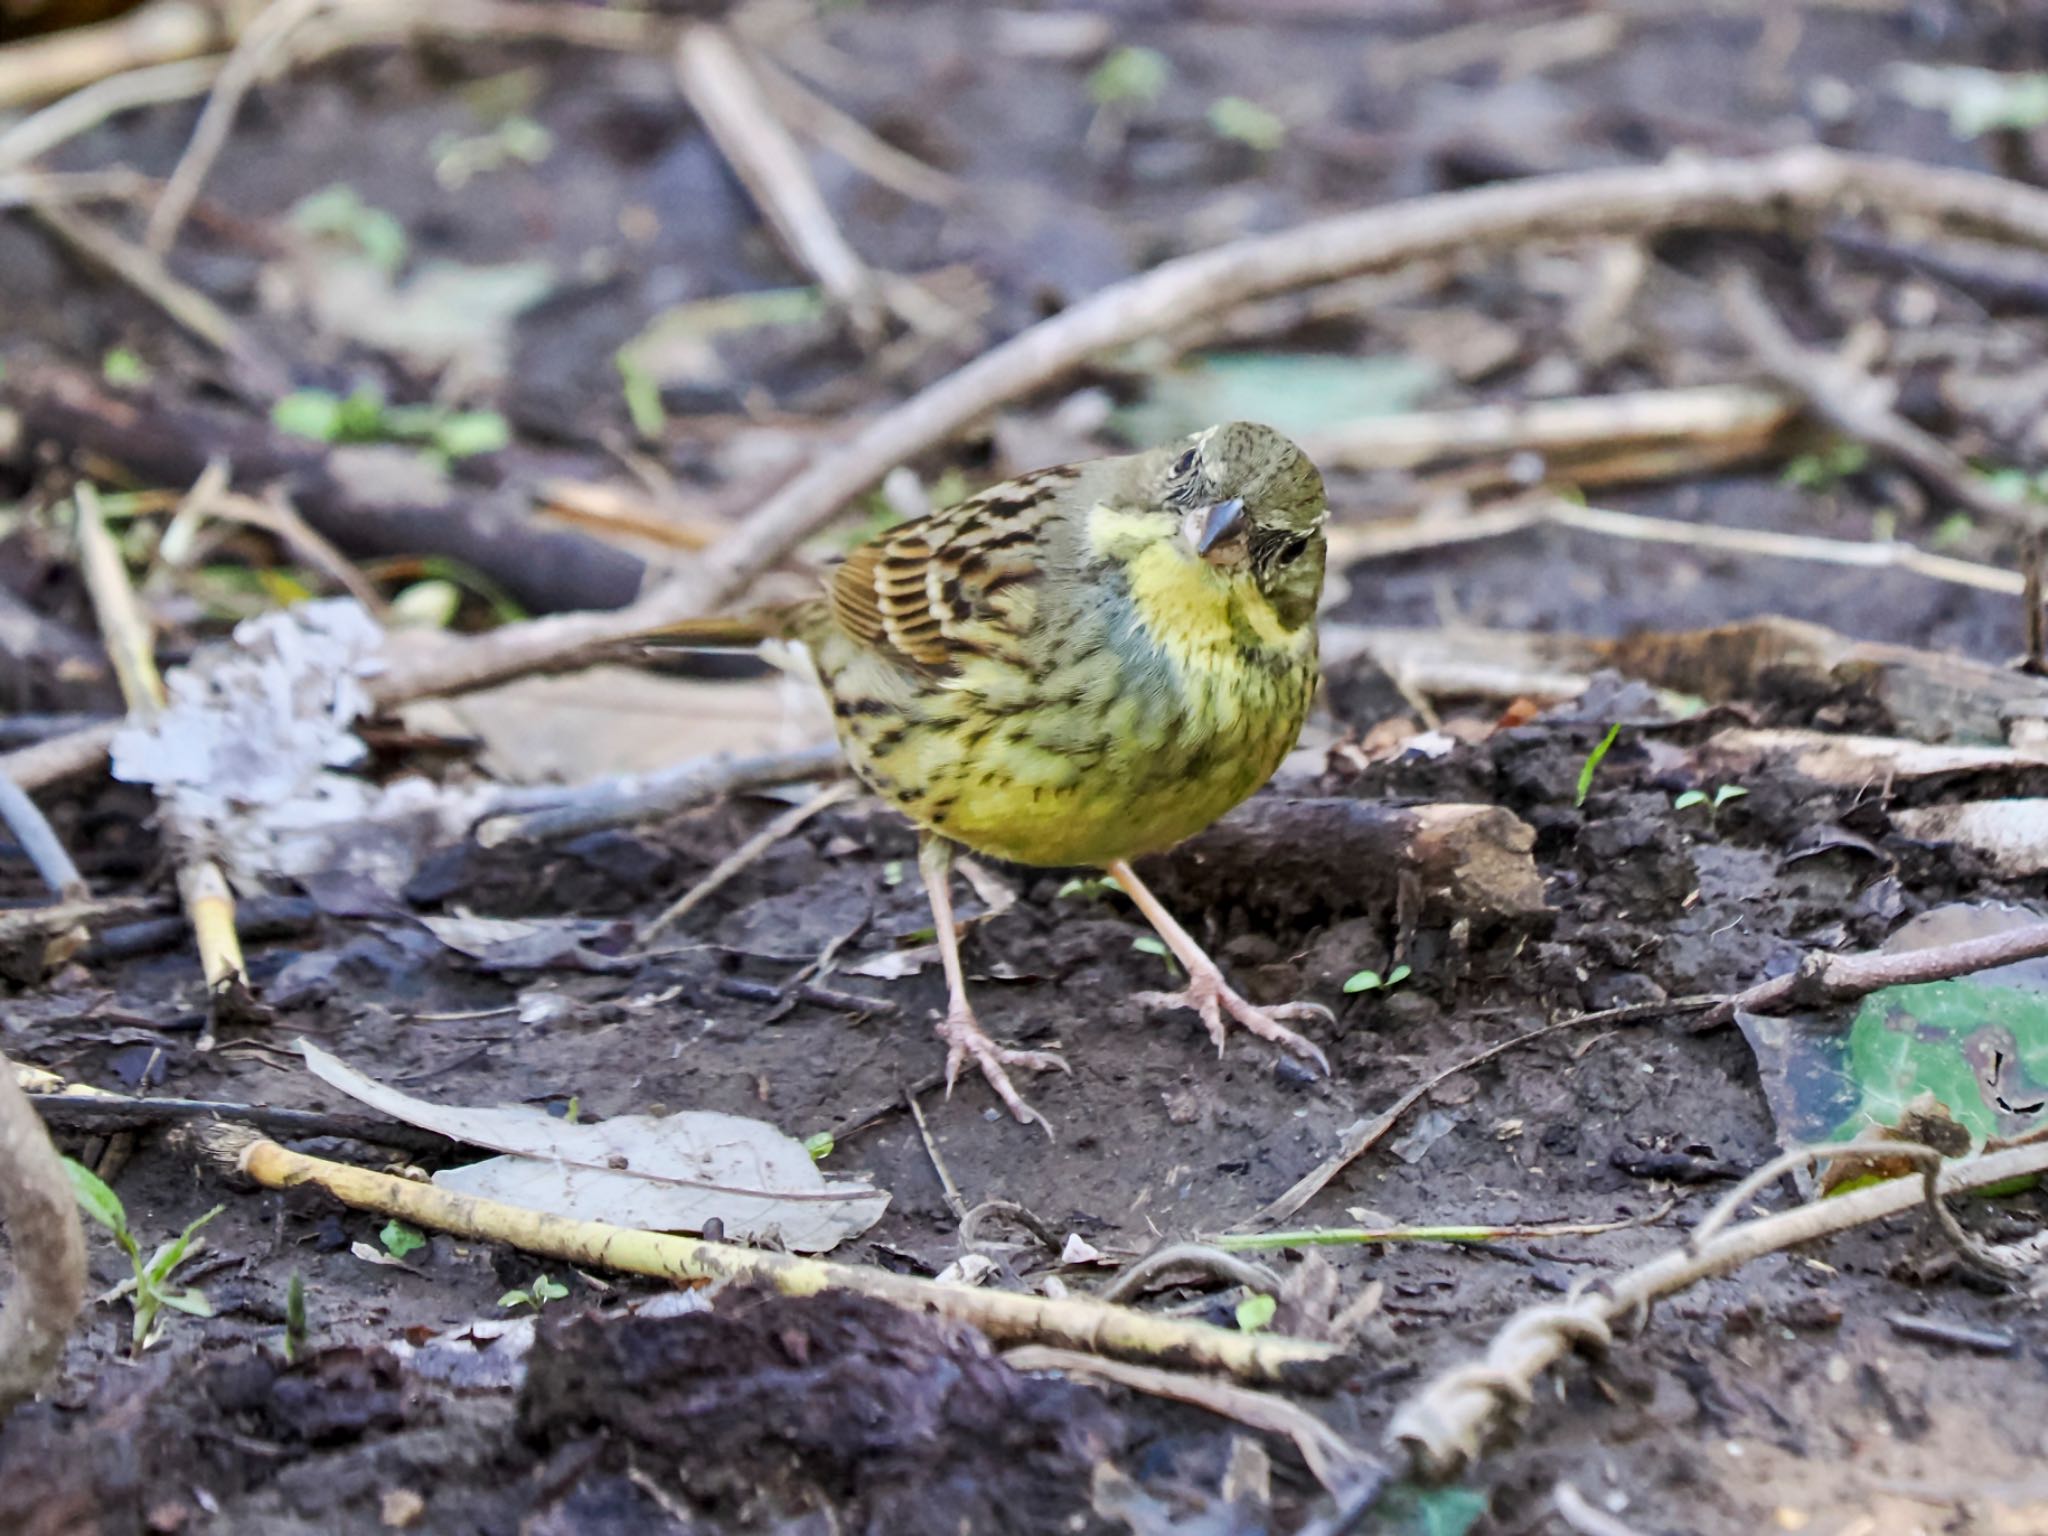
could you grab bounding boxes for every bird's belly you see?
[835,647,1313,869]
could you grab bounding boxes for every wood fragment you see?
[0,1048,86,1421]
[0,0,219,112]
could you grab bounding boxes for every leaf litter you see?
[300,1040,889,1252]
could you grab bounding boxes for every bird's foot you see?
[1135,962,1332,1075]
[935,1005,1069,1132]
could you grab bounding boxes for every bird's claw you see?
[935,1006,1068,1133]
[1135,977,1333,1075]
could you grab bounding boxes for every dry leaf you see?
[301,1041,888,1252]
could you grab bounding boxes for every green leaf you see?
[1088,45,1168,107]
[63,1157,128,1238]
[1385,963,1412,986]
[1057,874,1122,900]
[1208,96,1285,151]
[532,1274,568,1303]
[291,183,408,272]
[617,354,665,439]
[433,410,510,460]
[1343,969,1383,994]
[379,1220,427,1259]
[1234,1293,1276,1332]
[499,1289,532,1310]
[1575,723,1622,808]
[1712,784,1749,809]
[160,1289,214,1318]
[804,1131,835,1163]
[102,348,150,386]
[881,859,904,887]
[1673,789,1709,811]
[272,389,348,443]
[284,1272,307,1363]
[1131,936,1170,958]
[389,579,463,631]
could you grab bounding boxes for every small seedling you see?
[1056,874,1123,901]
[1931,511,1976,551]
[1782,438,1869,492]
[379,1220,427,1260]
[1574,724,1622,808]
[1088,46,1168,108]
[290,183,408,272]
[1673,784,1748,814]
[1208,96,1286,152]
[1343,963,1413,995]
[271,386,509,464]
[1234,1293,1276,1333]
[881,859,905,887]
[804,1131,835,1162]
[1132,934,1181,979]
[63,1158,222,1354]
[282,1273,307,1364]
[102,348,150,386]
[500,1273,570,1311]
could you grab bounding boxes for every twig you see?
[639,780,856,944]
[746,47,962,207]
[675,23,886,339]
[475,742,844,847]
[1004,1346,1377,1493]
[907,1087,968,1221]
[0,55,224,170]
[0,769,84,900]
[0,167,152,211]
[1098,1244,1284,1304]
[0,1048,87,1420]
[1328,496,2026,597]
[29,199,272,387]
[24,1086,453,1156]
[1553,1483,1650,1536]
[72,484,252,1022]
[1718,266,2044,533]
[209,1127,1345,1386]
[1386,1136,2048,1476]
[145,0,330,253]
[1300,384,1795,472]
[1212,1207,1669,1251]
[0,1,219,113]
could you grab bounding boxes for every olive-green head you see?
[1156,420,1328,630]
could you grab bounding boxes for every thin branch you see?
[0,1,218,113]
[746,47,962,208]
[1327,495,2026,596]
[1386,1136,2048,1476]
[0,56,224,172]
[0,1048,87,1420]
[475,742,844,847]
[675,23,886,339]
[639,780,856,944]
[145,0,330,254]
[0,770,84,900]
[1718,266,2044,533]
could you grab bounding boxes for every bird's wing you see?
[827,465,1080,672]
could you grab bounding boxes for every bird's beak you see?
[1194,498,1246,560]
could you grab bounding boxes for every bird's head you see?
[1157,421,1328,630]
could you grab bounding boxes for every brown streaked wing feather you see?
[825,467,1077,672]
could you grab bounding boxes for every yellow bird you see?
[675,421,1332,1128]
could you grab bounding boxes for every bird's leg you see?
[1108,859,1332,1074]
[918,834,1067,1130]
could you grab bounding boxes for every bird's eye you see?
[1275,535,1308,565]
[1173,448,1199,477]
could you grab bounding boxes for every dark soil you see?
[7,3,2048,1534]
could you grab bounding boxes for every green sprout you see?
[379,1220,427,1260]
[64,1158,222,1354]
[1208,96,1286,152]
[1673,784,1748,814]
[1131,934,1181,979]
[500,1273,570,1311]
[1056,874,1124,901]
[1234,1293,1276,1332]
[102,348,150,386]
[1343,963,1413,995]
[271,386,508,464]
[1089,46,1168,108]
[1575,724,1623,808]
[290,184,408,273]
[1782,439,1869,492]
[283,1273,307,1364]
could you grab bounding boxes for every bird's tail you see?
[625,610,787,649]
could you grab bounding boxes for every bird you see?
[657,421,1333,1129]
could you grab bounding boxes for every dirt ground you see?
[7,2,2048,1534]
